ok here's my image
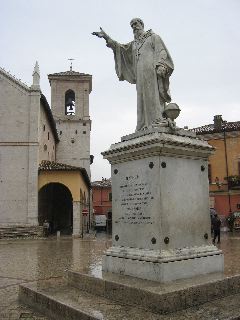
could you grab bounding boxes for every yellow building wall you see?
[227,135,240,174]
[208,139,227,186]
[38,171,89,202]
[208,133,240,192]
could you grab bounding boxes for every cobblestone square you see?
[0,232,240,319]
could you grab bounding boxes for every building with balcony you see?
[193,115,240,217]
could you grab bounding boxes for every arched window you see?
[65,89,76,115]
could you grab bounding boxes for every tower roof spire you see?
[31,61,40,91]
[33,61,40,75]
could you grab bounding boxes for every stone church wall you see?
[0,70,39,226]
[38,103,56,162]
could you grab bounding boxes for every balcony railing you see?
[225,176,240,190]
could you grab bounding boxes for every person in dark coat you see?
[43,220,50,237]
[212,213,221,244]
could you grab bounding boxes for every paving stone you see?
[1,232,240,319]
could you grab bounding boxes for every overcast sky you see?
[1,0,240,181]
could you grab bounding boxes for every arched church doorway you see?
[38,183,73,235]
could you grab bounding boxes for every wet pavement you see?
[1,231,240,319]
[0,231,111,319]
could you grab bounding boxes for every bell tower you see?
[48,68,92,177]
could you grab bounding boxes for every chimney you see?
[213,115,223,130]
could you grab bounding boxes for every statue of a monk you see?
[93,18,174,131]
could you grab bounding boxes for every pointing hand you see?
[92,27,108,39]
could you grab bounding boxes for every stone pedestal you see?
[102,128,224,282]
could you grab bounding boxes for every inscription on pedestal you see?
[116,174,154,225]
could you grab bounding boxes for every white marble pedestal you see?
[102,128,224,282]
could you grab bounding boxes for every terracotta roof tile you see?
[92,179,111,188]
[48,70,92,93]
[48,70,91,77]
[39,160,91,188]
[192,121,240,135]
[39,160,81,171]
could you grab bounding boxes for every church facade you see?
[0,63,92,237]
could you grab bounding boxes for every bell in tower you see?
[48,68,92,177]
[65,90,76,115]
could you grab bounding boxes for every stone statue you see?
[92,18,175,131]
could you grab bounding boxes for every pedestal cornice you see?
[102,130,214,164]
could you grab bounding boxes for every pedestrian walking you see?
[212,213,221,244]
[43,220,50,237]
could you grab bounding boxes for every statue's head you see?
[130,18,144,35]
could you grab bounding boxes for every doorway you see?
[38,183,73,235]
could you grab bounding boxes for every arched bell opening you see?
[65,89,76,115]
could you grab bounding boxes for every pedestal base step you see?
[103,251,224,282]
[19,271,240,319]
[19,281,164,320]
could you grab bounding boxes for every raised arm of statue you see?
[92,27,109,40]
[92,27,116,49]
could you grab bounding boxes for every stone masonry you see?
[48,71,92,178]
[0,67,41,226]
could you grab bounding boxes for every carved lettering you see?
[117,175,154,225]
